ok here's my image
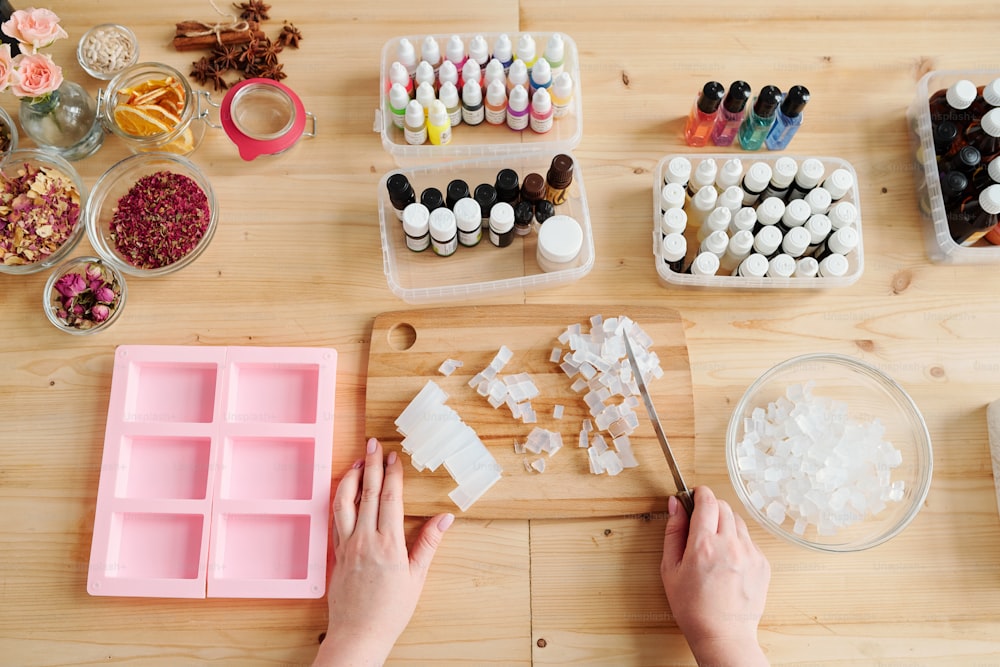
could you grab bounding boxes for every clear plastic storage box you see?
[376,32,582,165]
[653,154,864,288]
[378,152,593,303]
[908,68,1000,264]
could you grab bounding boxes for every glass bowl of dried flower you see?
[44,256,127,335]
[85,152,218,277]
[1,149,87,275]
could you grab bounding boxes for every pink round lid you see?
[221,78,308,160]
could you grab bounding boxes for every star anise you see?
[257,37,283,66]
[238,34,261,67]
[190,56,214,86]
[277,22,302,49]
[233,0,270,22]
[206,61,231,91]
[256,62,286,82]
[210,43,242,71]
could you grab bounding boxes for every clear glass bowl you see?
[44,256,127,335]
[726,353,933,552]
[85,152,219,277]
[77,23,140,80]
[0,106,17,162]
[0,149,87,275]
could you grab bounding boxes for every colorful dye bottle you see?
[684,81,725,147]
[738,85,782,151]
[765,85,810,150]
[710,80,751,147]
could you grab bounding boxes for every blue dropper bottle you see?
[766,85,811,151]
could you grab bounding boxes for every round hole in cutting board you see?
[388,323,417,351]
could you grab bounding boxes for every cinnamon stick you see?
[172,20,264,52]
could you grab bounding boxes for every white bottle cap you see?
[781,226,811,256]
[438,82,459,109]
[782,199,811,227]
[552,72,573,99]
[804,186,832,214]
[828,201,858,229]
[731,207,758,233]
[706,206,732,231]
[428,99,449,126]
[661,182,686,211]
[389,83,409,111]
[415,81,435,111]
[756,197,785,226]
[415,60,435,88]
[665,156,692,186]
[532,87,552,113]
[818,253,849,278]
[691,158,718,189]
[493,34,513,63]
[463,79,483,105]
[404,99,424,126]
[429,206,457,241]
[438,60,458,87]
[516,33,536,63]
[989,157,1000,184]
[984,78,1000,106]
[729,229,755,255]
[716,158,744,190]
[771,156,798,188]
[822,168,854,200]
[794,256,819,278]
[486,79,507,105]
[484,59,505,87]
[805,214,832,244]
[946,79,977,110]
[701,230,729,256]
[453,197,482,232]
[767,254,796,278]
[981,108,1000,138]
[795,158,825,190]
[508,84,529,111]
[661,232,687,263]
[388,61,410,88]
[754,225,782,255]
[743,162,773,193]
[660,207,688,235]
[421,36,441,65]
[828,226,859,255]
[693,184,718,211]
[545,34,565,64]
[462,58,482,86]
[490,201,515,233]
[690,251,720,276]
[538,215,583,263]
[508,59,528,87]
[738,253,769,278]
[719,185,744,212]
[979,183,1000,214]
[402,202,430,236]
[446,35,465,65]
[397,38,417,71]
[531,58,552,86]
[469,35,489,66]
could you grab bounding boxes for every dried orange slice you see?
[113,105,172,137]
[115,77,187,137]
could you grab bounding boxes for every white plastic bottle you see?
[529,87,553,133]
[461,80,485,126]
[403,100,427,145]
[507,84,530,131]
[427,99,452,146]
[438,81,462,128]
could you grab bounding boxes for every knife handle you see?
[676,489,694,517]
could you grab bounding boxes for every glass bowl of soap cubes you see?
[725,354,933,552]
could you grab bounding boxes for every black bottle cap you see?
[954,145,982,171]
[697,81,725,114]
[534,199,555,223]
[754,85,782,118]
[420,187,444,212]
[474,183,497,214]
[446,179,470,208]
[514,201,534,226]
[933,121,958,150]
[386,173,414,208]
[722,80,751,113]
[941,170,969,199]
[779,85,810,118]
[495,169,520,203]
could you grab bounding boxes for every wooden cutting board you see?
[364,305,694,518]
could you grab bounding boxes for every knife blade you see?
[623,332,694,516]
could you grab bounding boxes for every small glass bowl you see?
[44,256,127,335]
[77,23,140,80]
[85,152,219,277]
[0,150,87,275]
[0,106,17,162]
[726,354,933,553]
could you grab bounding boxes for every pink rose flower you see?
[10,52,62,98]
[1,8,68,54]
[85,263,103,282]
[94,285,116,303]
[54,272,85,298]
[0,44,12,93]
[91,304,110,322]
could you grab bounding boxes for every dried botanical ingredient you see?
[276,22,301,48]
[110,170,211,270]
[51,261,122,330]
[114,76,194,153]
[0,121,11,154]
[234,0,271,22]
[0,162,81,266]
[80,25,136,75]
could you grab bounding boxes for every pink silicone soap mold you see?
[88,345,337,598]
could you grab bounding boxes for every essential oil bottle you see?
[765,85,810,151]
[929,79,977,130]
[684,81,725,147]
[737,85,782,151]
[711,80,751,147]
[947,183,1000,246]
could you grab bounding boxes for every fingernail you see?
[387,450,397,465]
[366,438,377,454]
[667,496,679,516]
[352,459,364,469]
[438,513,455,531]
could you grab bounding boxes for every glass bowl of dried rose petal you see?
[85,152,218,277]
[44,256,127,335]
[1,149,87,275]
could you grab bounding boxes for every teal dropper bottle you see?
[738,85,782,151]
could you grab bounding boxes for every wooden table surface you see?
[3,1,1000,665]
